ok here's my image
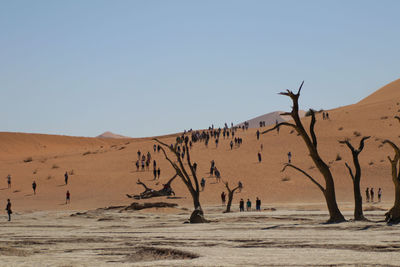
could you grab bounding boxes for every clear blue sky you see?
[1,0,400,137]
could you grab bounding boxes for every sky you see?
[1,0,400,137]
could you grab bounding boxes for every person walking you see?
[7,174,11,188]
[66,190,70,204]
[378,188,382,202]
[239,199,244,212]
[5,199,12,221]
[256,197,261,211]
[157,168,161,179]
[230,140,233,150]
[238,181,243,193]
[256,130,260,140]
[287,152,292,163]
[32,181,37,195]
[200,178,206,191]
[258,152,262,163]
[64,171,69,185]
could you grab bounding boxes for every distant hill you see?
[357,78,400,105]
[97,131,130,139]
[236,110,306,128]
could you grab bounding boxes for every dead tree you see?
[382,140,400,223]
[263,81,345,223]
[224,181,241,213]
[126,175,177,199]
[339,136,370,221]
[155,138,208,223]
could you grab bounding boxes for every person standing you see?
[370,188,374,203]
[288,152,292,163]
[246,199,252,211]
[32,181,37,195]
[157,168,161,179]
[64,172,69,185]
[258,152,262,163]
[7,174,11,188]
[221,192,226,205]
[5,199,12,221]
[230,141,233,150]
[239,199,244,212]
[378,188,382,202]
[66,191,70,204]
[366,187,370,202]
[256,130,260,140]
[256,197,261,211]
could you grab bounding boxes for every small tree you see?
[155,138,208,223]
[224,181,241,213]
[339,136,370,221]
[382,140,400,223]
[263,81,345,223]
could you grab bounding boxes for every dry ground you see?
[1,203,400,267]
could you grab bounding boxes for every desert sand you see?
[1,79,400,266]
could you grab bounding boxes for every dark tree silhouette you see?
[382,140,400,223]
[155,138,208,223]
[263,81,345,223]
[126,174,177,199]
[223,181,241,213]
[339,136,370,221]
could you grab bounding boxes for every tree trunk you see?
[353,180,364,220]
[225,191,234,213]
[386,180,400,223]
[323,176,345,223]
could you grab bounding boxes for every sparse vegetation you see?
[52,164,59,169]
[381,116,389,120]
[24,157,33,163]
[83,151,91,156]
[338,127,343,131]
[368,161,374,165]
[353,131,361,137]
[119,146,126,150]
[47,175,52,180]
[335,154,342,161]
[281,176,290,182]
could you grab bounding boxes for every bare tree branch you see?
[261,122,296,135]
[344,162,355,181]
[309,110,318,148]
[281,163,325,193]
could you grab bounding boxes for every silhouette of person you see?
[378,188,382,202]
[5,199,12,221]
[246,199,252,211]
[64,172,69,185]
[32,181,37,195]
[239,199,244,212]
[370,188,374,202]
[256,130,260,140]
[221,192,226,205]
[157,168,161,179]
[238,181,243,193]
[7,174,11,188]
[288,152,292,163]
[200,178,206,191]
[366,187,370,202]
[66,191,70,204]
[258,152,262,163]
[256,197,261,211]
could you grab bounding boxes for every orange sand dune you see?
[1,79,400,214]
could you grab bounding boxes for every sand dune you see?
[1,79,400,215]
